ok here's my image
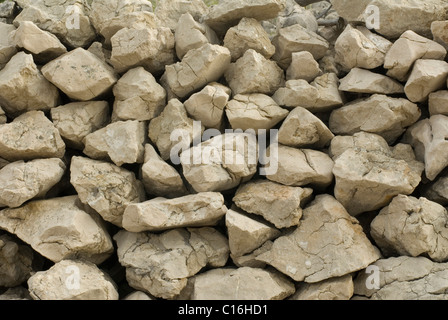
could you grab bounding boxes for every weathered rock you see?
[275,0,318,32]
[278,107,334,149]
[272,23,329,69]
[265,145,334,189]
[431,20,448,50]
[404,59,448,103]
[429,90,448,116]
[0,22,17,69]
[175,13,218,60]
[14,0,96,48]
[51,101,110,150]
[184,84,229,130]
[403,115,448,181]
[0,1,16,20]
[272,74,343,112]
[70,156,145,227]
[0,158,65,208]
[83,120,146,166]
[110,26,175,75]
[154,0,207,31]
[256,195,381,283]
[0,52,59,116]
[114,227,229,299]
[236,181,311,229]
[9,21,67,63]
[339,68,404,95]
[87,41,111,62]
[141,144,188,198]
[334,24,392,71]
[353,256,448,300]
[148,98,204,161]
[0,111,65,161]
[230,240,273,269]
[225,49,285,95]
[0,196,114,264]
[42,48,118,101]
[225,94,288,132]
[332,132,423,215]
[422,173,448,206]
[164,43,231,99]
[0,234,34,287]
[27,259,119,300]
[290,274,354,300]
[286,51,322,82]
[223,17,275,62]
[384,30,447,82]
[329,94,421,144]
[371,195,448,262]
[122,192,227,232]
[180,133,258,192]
[204,0,285,36]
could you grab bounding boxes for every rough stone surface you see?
[339,68,404,95]
[154,0,207,31]
[429,90,448,116]
[0,22,16,69]
[290,274,354,300]
[286,51,322,82]
[431,20,448,50]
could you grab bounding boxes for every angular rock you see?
[225,94,288,132]
[0,111,65,161]
[0,52,59,116]
[286,51,322,82]
[256,195,381,283]
[332,132,424,215]
[0,196,114,264]
[14,0,96,48]
[0,22,17,69]
[290,274,354,300]
[70,156,145,227]
[431,20,448,50]
[122,192,227,232]
[141,144,188,198]
[339,68,404,95]
[148,99,203,161]
[371,195,448,262]
[278,106,334,149]
[27,259,118,300]
[0,1,16,20]
[184,84,229,130]
[175,12,218,60]
[233,179,313,229]
[429,90,448,116]
[276,0,318,32]
[110,26,175,75]
[329,94,421,144]
[9,21,67,63]
[272,23,329,69]
[0,234,34,287]
[230,240,273,269]
[114,227,229,299]
[164,43,231,99]
[189,267,295,300]
[353,256,448,300]
[422,173,448,206]
[272,74,343,112]
[180,133,258,192]
[223,17,275,62]
[204,0,285,36]
[265,145,334,189]
[0,158,65,208]
[384,30,447,82]
[154,0,207,31]
[225,49,285,95]
[83,120,146,166]
[50,101,110,150]
[334,24,392,71]
[404,59,448,103]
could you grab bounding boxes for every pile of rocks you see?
[1,0,448,300]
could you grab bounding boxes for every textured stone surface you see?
[0,22,16,69]
[429,90,448,116]
[286,51,322,82]
[339,68,404,95]
[290,274,354,300]
[431,20,448,50]
[154,0,207,31]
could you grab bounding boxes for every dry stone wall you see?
[1,0,448,301]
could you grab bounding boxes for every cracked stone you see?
[339,68,404,95]
[154,0,207,31]
[429,90,448,116]
[0,22,17,70]
[289,274,354,300]
[286,51,322,82]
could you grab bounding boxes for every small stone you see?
[42,48,118,101]
[51,101,110,150]
[225,49,285,96]
[0,196,114,264]
[154,0,207,31]
[0,1,16,19]
[339,68,404,95]
[278,106,334,149]
[70,156,145,227]
[431,20,448,50]
[422,173,448,206]
[0,234,34,287]
[256,195,381,283]
[27,259,118,300]
[233,179,313,229]
[289,274,354,300]
[286,51,322,82]
[0,110,65,161]
[0,22,17,69]
[276,0,318,32]
[114,227,229,299]
[122,192,227,232]
[429,90,448,116]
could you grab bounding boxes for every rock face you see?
[429,90,448,116]
[286,51,322,82]
[338,68,404,95]
[290,274,354,300]
[0,22,17,69]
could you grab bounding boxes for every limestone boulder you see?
[286,51,322,82]
[154,0,207,31]
[339,68,404,95]
[429,90,448,116]
[290,274,354,300]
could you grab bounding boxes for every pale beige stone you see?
[0,196,114,264]
[27,259,118,300]
[431,20,448,50]
[339,68,404,95]
[429,90,448,116]
[0,234,34,287]
[154,0,207,31]
[290,275,354,300]
[422,174,448,206]
[286,51,322,82]
[0,22,17,69]
[256,195,381,283]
